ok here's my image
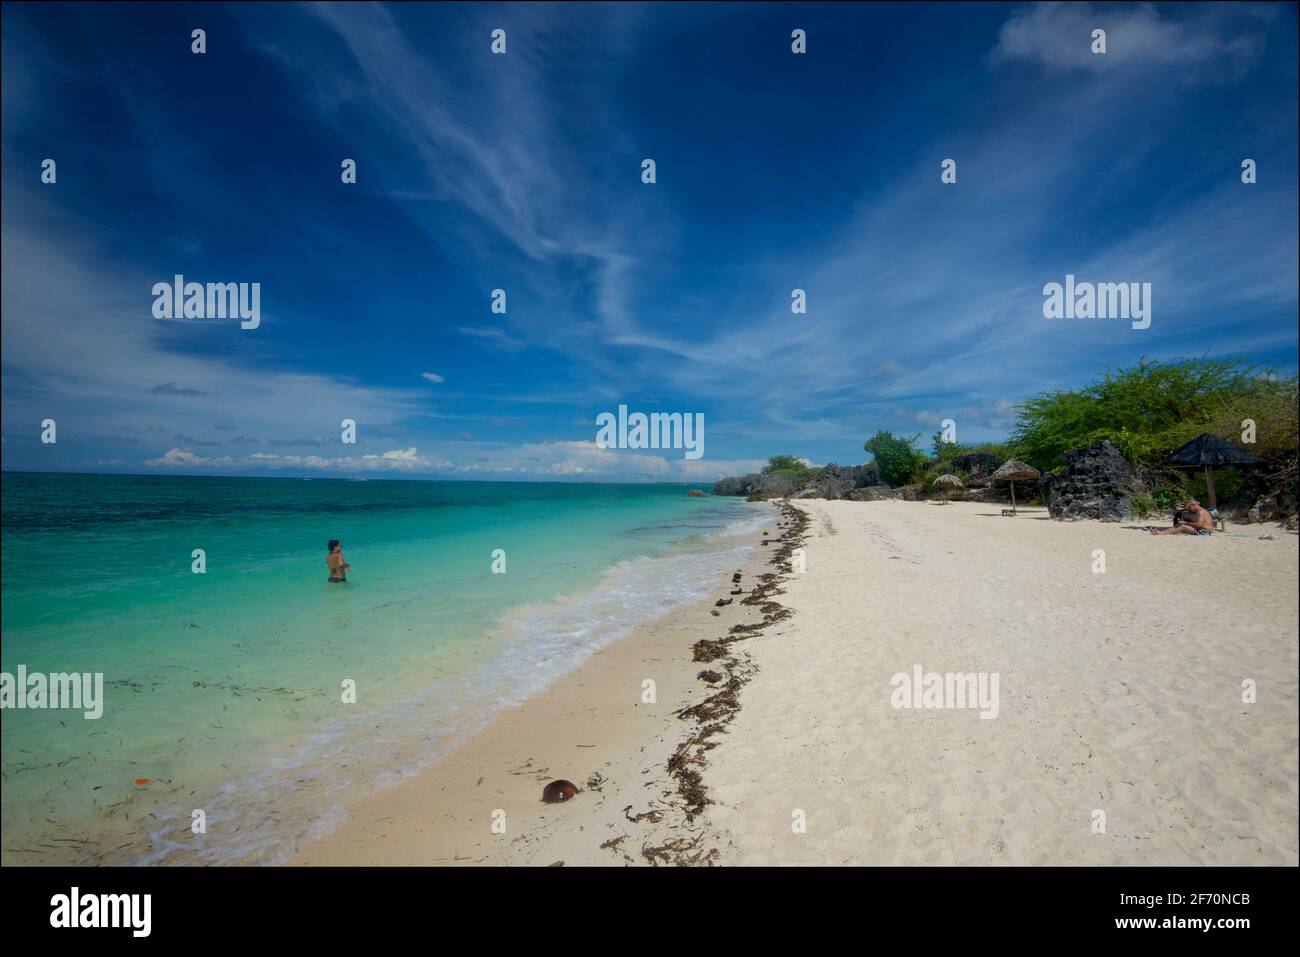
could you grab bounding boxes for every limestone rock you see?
[1040,440,1143,522]
[711,474,756,496]
[745,473,795,501]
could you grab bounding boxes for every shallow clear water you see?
[0,473,767,864]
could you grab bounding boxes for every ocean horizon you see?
[0,472,768,865]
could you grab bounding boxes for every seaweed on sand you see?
[641,835,720,867]
[629,501,811,862]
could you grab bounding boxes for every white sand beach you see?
[708,500,1298,865]
[295,500,1298,866]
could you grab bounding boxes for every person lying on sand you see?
[326,539,352,582]
[1147,500,1214,536]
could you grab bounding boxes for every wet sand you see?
[291,504,799,865]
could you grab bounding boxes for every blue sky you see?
[2,1,1296,481]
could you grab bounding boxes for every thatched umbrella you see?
[933,472,964,502]
[989,459,1041,515]
[1164,433,1266,510]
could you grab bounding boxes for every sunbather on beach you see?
[1148,500,1215,535]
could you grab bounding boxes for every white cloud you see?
[379,446,416,460]
[242,447,439,472]
[459,440,765,481]
[420,372,445,383]
[169,439,764,482]
[989,2,1264,76]
[0,201,428,467]
[145,448,235,468]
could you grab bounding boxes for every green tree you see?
[763,455,805,474]
[864,431,925,486]
[931,430,960,460]
[762,454,815,487]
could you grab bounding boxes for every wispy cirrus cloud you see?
[454,326,526,352]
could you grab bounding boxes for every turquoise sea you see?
[0,473,767,865]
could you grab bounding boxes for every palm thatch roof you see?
[933,473,964,489]
[989,459,1041,483]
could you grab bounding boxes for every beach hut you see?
[933,472,964,502]
[989,459,1041,515]
[1164,433,1267,510]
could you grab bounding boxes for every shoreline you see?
[290,501,800,866]
[0,494,773,867]
[293,498,1298,867]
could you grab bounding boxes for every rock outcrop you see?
[744,473,795,501]
[1245,461,1298,529]
[798,462,881,500]
[713,462,882,500]
[712,475,757,496]
[1039,440,1145,521]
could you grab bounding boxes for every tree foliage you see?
[1010,358,1296,469]
[762,454,815,487]
[864,431,926,486]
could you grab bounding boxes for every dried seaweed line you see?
[646,501,811,862]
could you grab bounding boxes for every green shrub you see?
[1130,492,1156,518]
[1203,377,1299,464]
[1011,358,1297,470]
[930,434,1021,463]
[864,431,926,486]
[762,454,815,488]
[1152,487,1178,511]
[1109,427,1150,464]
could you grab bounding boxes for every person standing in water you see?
[326,539,352,582]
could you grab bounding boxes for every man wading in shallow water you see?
[327,539,352,582]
